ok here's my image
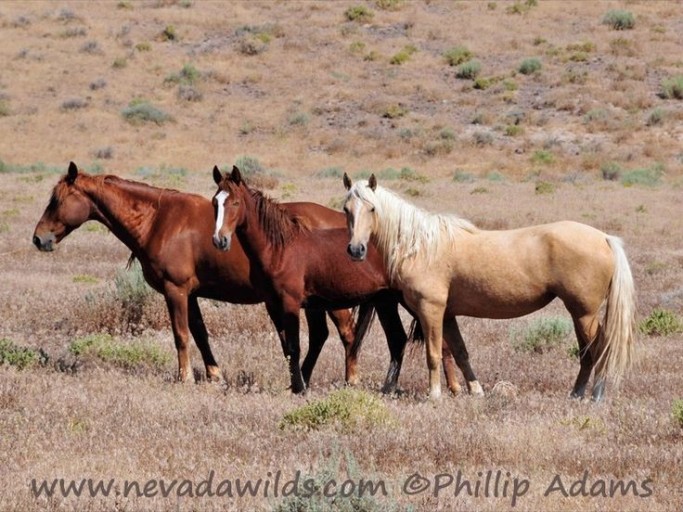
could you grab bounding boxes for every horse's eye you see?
[370,207,376,213]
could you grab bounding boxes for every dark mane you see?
[247,187,308,248]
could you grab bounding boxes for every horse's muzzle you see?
[33,233,55,252]
[347,243,367,261]
[213,234,231,252]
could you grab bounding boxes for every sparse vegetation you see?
[620,163,663,187]
[0,339,47,370]
[389,44,417,65]
[602,9,635,30]
[456,59,481,79]
[511,317,573,353]
[443,45,473,66]
[639,308,683,336]
[345,5,374,23]
[121,100,171,125]
[518,57,542,75]
[68,333,171,371]
[673,399,683,428]
[660,75,683,100]
[280,389,392,432]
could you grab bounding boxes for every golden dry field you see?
[1,1,682,511]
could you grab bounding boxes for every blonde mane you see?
[348,181,478,280]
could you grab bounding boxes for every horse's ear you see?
[212,165,222,185]
[368,174,377,191]
[66,161,78,184]
[230,165,243,185]
[343,173,352,191]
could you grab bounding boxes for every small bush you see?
[135,41,151,52]
[121,100,171,125]
[159,25,177,41]
[89,78,107,90]
[376,0,403,10]
[535,181,555,194]
[531,150,554,165]
[177,85,202,102]
[601,162,622,181]
[511,317,573,353]
[453,169,475,183]
[316,167,343,179]
[620,164,663,187]
[279,389,392,432]
[164,63,201,85]
[80,41,102,54]
[383,104,408,119]
[602,9,635,30]
[69,334,171,371]
[646,107,666,126]
[443,45,473,66]
[456,60,481,79]
[61,98,87,111]
[505,125,523,136]
[639,308,683,336]
[93,146,114,159]
[345,5,374,23]
[519,58,542,75]
[673,400,683,428]
[0,339,48,370]
[112,57,127,69]
[660,75,683,100]
[389,44,417,65]
[473,131,494,146]
[233,156,278,189]
[0,100,10,117]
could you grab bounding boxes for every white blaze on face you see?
[214,190,229,239]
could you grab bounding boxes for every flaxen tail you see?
[596,236,637,384]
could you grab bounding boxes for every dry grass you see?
[1,1,683,511]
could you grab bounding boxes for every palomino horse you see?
[211,166,463,394]
[342,174,636,401]
[32,162,369,389]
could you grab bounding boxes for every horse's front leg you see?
[301,309,329,386]
[411,298,447,400]
[326,308,359,386]
[163,286,193,383]
[283,300,306,394]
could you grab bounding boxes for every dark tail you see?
[408,317,424,345]
[350,304,377,359]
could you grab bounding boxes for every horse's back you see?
[445,221,615,318]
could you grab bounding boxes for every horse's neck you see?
[84,177,161,254]
[237,193,283,271]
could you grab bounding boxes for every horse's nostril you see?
[347,244,353,256]
[32,236,41,249]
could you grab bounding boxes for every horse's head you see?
[33,162,93,252]
[342,173,378,261]
[211,165,247,252]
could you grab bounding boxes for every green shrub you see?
[639,308,683,336]
[345,5,374,22]
[160,25,177,41]
[280,389,392,432]
[660,75,683,100]
[0,339,48,370]
[535,181,555,194]
[114,260,155,326]
[673,399,683,428]
[646,107,665,126]
[389,44,417,65]
[376,0,403,10]
[164,63,201,85]
[519,58,542,75]
[443,45,473,66]
[511,317,573,353]
[383,104,408,119]
[453,169,475,183]
[602,9,635,30]
[69,334,171,370]
[531,150,554,165]
[456,60,481,79]
[316,167,343,179]
[505,124,523,136]
[121,100,171,125]
[620,164,663,187]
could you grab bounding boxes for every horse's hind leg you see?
[443,317,483,395]
[570,314,600,400]
[375,301,407,394]
[188,295,222,382]
[301,309,329,386]
[327,308,359,386]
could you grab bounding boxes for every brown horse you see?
[32,162,369,389]
[211,165,468,394]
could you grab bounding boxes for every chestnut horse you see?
[32,162,369,389]
[211,166,466,395]
[342,174,637,401]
